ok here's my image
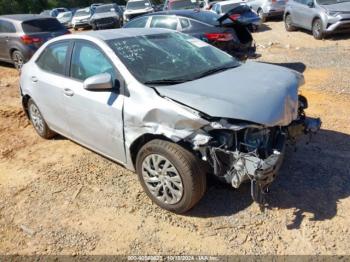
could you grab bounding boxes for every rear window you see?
[22,18,64,33]
[190,11,220,25]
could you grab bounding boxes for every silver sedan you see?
[20,28,320,213]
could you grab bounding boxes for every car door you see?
[0,20,16,61]
[290,0,310,28]
[31,40,71,134]
[0,20,6,59]
[63,40,126,163]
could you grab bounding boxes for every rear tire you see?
[12,50,25,71]
[27,99,56,139]
[136,139,207,213]
[284,14,297,32]
[312,18,325,40]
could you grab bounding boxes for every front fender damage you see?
[124,93,321,208]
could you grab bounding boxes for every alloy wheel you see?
[141,154,184,205]
[13,52,24,70]
[29,103,45,134]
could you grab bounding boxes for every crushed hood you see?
[155,62,302,127]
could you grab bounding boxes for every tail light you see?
[229,14,241,20]
[64,31,71,35]
[205,33,234,42]
[271,0,277,2]
[20,35,43,45]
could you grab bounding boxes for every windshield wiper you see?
[144,79,190,85]
[193,65,238,80]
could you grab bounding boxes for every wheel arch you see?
[129,134,172,169]
[312,16,322,29]
[129,133,195,170]
[22,94,31,119]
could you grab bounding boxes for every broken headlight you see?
[243,128,270,152]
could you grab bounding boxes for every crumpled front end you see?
[185,95,321,206]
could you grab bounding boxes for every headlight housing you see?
[327,11,341,17]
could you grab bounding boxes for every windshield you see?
[75,9,91,17]
[317,0,350,4]
[170,0,197,9]
[127,0,151,10]
[108,33,239,85]
[96,4,117,13]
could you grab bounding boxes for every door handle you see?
[64,88,74,97]
[31,76,38,83]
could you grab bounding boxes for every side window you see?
[36,41,69,75]
[124,17,148,28]
[70,42,115,81]
[180,18,190,30]
[0,20,16,33]
[150,16,178,30]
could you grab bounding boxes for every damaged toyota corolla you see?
[20,28,321,213]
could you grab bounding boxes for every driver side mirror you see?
[83,73,118,91]
[307,0,314,7]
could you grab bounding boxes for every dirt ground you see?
[0,21,350,255]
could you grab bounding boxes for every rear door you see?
[62,40,126,163]
[31,40,71,134]
[0,19,16,61]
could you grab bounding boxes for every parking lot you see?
[0,21,350,255]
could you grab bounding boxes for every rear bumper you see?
[264,10,284,18]
[221,42,257,60]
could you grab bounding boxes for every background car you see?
[163,0,199,10]
[40,8,69,18]
[246,0,286,22]
[124,10,257,59]
[0,14,69,70]
[284,0,350,39]
[211,0,245,15]
[123,0,154,22]
[51,8,70,17]
[57,11,73,28]
[90,3,124,30]
[72,7,92,30]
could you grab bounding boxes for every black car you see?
[90,3,124,30]
[0,15,69,70]
[123,9,258,60]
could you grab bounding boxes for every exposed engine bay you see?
[187,95,321,207]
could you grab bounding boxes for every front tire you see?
[28,99,56,139]
[285,14,296,32]
[312,18,325,40]
[136,139,207,213]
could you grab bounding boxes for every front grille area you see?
[96,17,115,25]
